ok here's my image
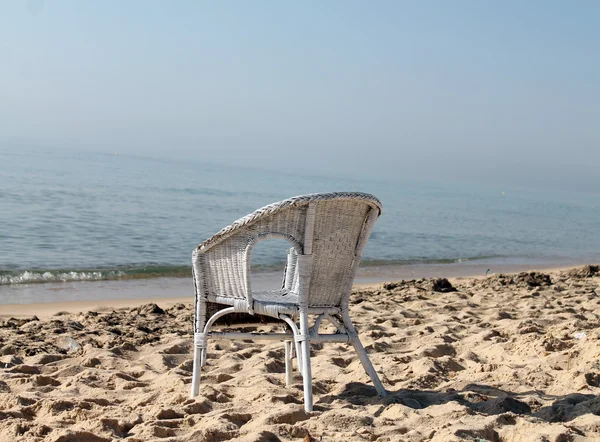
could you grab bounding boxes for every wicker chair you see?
[190,192,387,411]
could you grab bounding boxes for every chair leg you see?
[299,310,314,412]
[201,347,207,367]
[279,314,304,377]
[295,340,303,377]
[284,341,293,387]
[190,335,203,398]
[342,315,387,397]
[190,307,234,399]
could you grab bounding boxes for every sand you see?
[1,265,600,441]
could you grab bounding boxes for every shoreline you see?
[0,297,192,320]
[1,255,593,287]
[0,261,594,319]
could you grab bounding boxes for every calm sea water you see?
[1,145,599,286]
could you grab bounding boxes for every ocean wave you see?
[0,265,191,286]
[0,256,509,286]
[0,270,126,285]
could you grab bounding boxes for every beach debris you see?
[486,272,554,289]
[474,396,531,415]
[383,281,401,290]
[137,303,165,315]
[567,265,599,279]
[382,278,458,293]
[0,316,39,329]
[573,332,587,340]
[535,393,596,422]
[57,336,82,353]
[431,278,457,293]
[517,272,553,287]
[585,373,600,387]
[382,280,420,291]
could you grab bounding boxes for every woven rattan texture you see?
[193,192,382,322]
[307,201,370,307]
[196,192,381,253]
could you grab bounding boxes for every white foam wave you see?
[0,270,125,285]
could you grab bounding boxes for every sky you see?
[1,1,599,190]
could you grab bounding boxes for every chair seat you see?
[207,289,300,318]
[252,289,299,317]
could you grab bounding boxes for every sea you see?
[1,145,598,304]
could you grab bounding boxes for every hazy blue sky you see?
[1,1,598,189]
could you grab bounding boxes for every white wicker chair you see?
[190,192,387,411]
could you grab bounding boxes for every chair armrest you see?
[193,231,251,308]
[282,247,299,293]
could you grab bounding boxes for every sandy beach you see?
[1,265,600,441]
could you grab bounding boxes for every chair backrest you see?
[195,192,382,309]
[299,195,381,308]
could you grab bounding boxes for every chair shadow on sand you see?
[318,382,600,424]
